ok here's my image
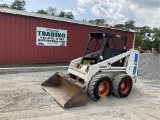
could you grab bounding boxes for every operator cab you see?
[81,32,128,67]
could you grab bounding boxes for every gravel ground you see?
[0,54,160,120]
[138,54,160,80]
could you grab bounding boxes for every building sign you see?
[36,27,67,46]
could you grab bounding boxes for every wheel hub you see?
[97,81,110,97]
[120,80,130,94]
[121,82,126,89]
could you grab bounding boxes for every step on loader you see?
[42,32,139,108]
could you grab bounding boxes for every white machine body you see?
[42,32,139,108]
[68,49,139,86]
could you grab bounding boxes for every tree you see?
[82,19,87,22]
[113,24,125,30]
[151,40,160,51]
[47,6,57,16]
[10,0,26,10]
[58,11,74,19]
[94,19,108,27]
[140,26,152,35]
[88,20,95,24]
[153,28,160,40]
[65,12,74,19]
[36,10,48,15]
[124,20,135,30]
[0,4,10,8]
[152,27,160,52]
[135,34,143,47]
[59,11,66,18]
[88,19,108,27]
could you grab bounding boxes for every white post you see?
[133,33,136,48]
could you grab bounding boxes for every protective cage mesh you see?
[85,37,125,55]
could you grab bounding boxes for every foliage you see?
[152,40,160,50]
[59,11,65,17]
[36,8,74,19]
[153,28,160,40]
[82,19,87,22]
[36,10,48,15]
[152,28,160,51]
[47,6,57,16]
[124,20,135,30]
[58,11,66,18]
[140,26,152,35]
[88,19,108,27]
[135,27,160,51]
[113,24,125,30]
[0,4,10,8]
[10,0,26,10]
[112,20,135,30]
[65,12,74,19]
[135,34,143,47]
[58,11,74,19]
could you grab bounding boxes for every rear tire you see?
[113,73,132,97]
[87,74,113,101]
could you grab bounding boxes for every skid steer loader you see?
[42,32,139,108]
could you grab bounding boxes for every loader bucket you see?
[41,72,87,108]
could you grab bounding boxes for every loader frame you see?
[42,32,139,108]
[68,33,139,85]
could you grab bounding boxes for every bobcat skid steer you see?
[42,32,139,108]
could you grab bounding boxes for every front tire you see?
[113,73,133,97]
[87,74,113,101]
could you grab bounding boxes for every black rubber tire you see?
[87,74,113,101]
[113,73,133,97]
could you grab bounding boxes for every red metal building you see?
[0,8,135,65]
